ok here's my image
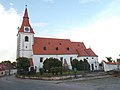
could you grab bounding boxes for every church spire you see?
[23,5,29,19]
[18,5,34,33]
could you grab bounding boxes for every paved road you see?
[0,75,120,90]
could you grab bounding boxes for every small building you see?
[0,64,5,76]
[102,60,120,72]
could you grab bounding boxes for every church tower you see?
[17,6,34,59]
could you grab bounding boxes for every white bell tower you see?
[17,6,34,59]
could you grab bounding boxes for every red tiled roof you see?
[72,42,89,56]
[0,64,5,71]
[72,42,98,57]
[33,37,77,55]
[18,7,34,34]
[102,60,120,65]
[32,37,98,57]
[85,48,98,57]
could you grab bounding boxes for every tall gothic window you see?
[25,36,29,42]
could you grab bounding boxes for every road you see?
[0,75,120,90]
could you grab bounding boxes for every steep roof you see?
[18,7,34,33]
[32,37,98,57]
[85,48,98,57]
[71,42,89,56]
[33,37,77,55]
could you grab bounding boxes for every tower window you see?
[40,57,43,62]
[25,36,29,42]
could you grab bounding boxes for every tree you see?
[78,60,84,70]
[71,59,79,70]
[71,59,90,71]
[83,59,90,70]
[11,62,17,68]
[43,57,62,73]
[16,57,30,71]
[106,57,113,62]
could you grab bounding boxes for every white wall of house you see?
[102,62,119,72]
[32,54,77,72]
[77,56,99,70]
[32,54,99,72]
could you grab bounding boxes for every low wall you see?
[16,75,82,80]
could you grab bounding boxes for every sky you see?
[0,0,120,62]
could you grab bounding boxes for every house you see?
[17,6,99,72]
[102,60,120,72]
[0,64,5,76]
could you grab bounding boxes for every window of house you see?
[40,57,43,62]
[60,57,63,63]
[48,42,50,44]
[59,43,62,45]
[56,47,58,51]
[86,57,88,59]
[92,57,94,59]
[70,57,72,61]
[1,72,3,75]
[26,46,27,48]
[67,47,70,51]
[25,36,29,42]
[43,46,46,50]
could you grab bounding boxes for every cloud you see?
[42,0,54,3]
[53,0,120,62]
[0,4,21,62]
[32,22,48,27]
[10,3,14,6]
[79,0,100,4]
[54,16,120,62]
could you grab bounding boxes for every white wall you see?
[32,54,99,72]
[32,54,77,72]
[17,32,34,58]
[103,62,118,72]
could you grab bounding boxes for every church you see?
[17,7,99,72]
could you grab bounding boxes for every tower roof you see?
[23,6,29,19]
[18,6,34,33]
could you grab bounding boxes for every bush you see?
[43,57,63,75]
[39,68,44,75]
[71,59,90,71]
[43,57,62,72]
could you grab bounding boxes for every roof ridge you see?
[34,37,71,41]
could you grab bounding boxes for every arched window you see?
[25,36,29,42]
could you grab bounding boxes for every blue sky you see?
[0,0,120,62]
